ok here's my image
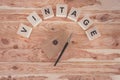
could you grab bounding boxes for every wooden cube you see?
[56,4,68,17]
[67,7,80,22]
[27,11,42,27]
[78,16,93,30]
[41,5,54,19]
[17,24,32,38]
[85,27,101,40]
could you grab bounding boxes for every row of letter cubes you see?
[17,4,101,40]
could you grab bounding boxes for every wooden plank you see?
[0,49,120,62]
[0,62,119,74]
[0,0,120,10]
[0,74,120,80]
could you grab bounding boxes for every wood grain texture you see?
[0,74,120,80]
[0,10,120,23]
[0,62,120,74]
[0,0,120,80]
[0,23,120,49]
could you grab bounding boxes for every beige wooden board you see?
[0,0,120,80]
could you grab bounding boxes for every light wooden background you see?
[0,0,120,80]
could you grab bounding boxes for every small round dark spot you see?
[41,50,44,53]
[12,66,18,70]
[8,75,12,79]
[51,28,55,30]
[13,45,18,49]
[10,3,15,5]
[1,38,9,45]
[52,40,58,45]
[71,41,77,44]
[101,17,107,21]
[100,14,109,22]
[93,56,97,59]
[115,43,119,46]
[71,41,75,44]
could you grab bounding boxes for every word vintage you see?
[17,4,101,40]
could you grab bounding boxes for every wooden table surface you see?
[0,0,120,80]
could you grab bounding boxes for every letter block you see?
[85,27,101,40]
[17,24,32,38]
[67,7,80,22]
[78,16,93,30]
[56,4,68,17]
[41,5,54,19]
[27,11,42,27]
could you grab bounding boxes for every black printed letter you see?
[71,11,77,17]
[44,8,50,14]
[90,30,97,36]
[83,19,89,26]
[60,7,64,13]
